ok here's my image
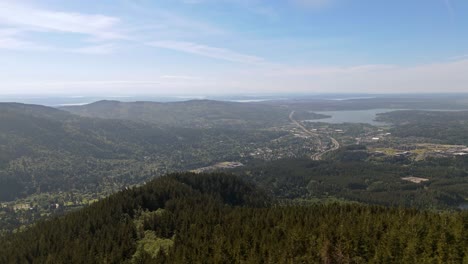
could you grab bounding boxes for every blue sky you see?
[0,0,467,95]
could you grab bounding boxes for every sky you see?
[0,0,468,95]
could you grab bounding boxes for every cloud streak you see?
[0,28,49,50]
[0,2,125,53]
[147,41,265,64]
[1,1,467,95]
[0,37,47,50]
[0,2,124,40]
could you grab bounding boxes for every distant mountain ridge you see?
[0,102,72,120]
[61,99,292,128]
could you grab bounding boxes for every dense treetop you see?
[1,173,466,263]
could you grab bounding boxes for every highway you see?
[289,111,340,161]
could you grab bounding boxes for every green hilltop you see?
[1,173,466,263]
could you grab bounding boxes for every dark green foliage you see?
[377,110,468,145]
[171,173,269,207]
[142,210,175,238]
[235,158,467,208]
[332,145,369,162]
[0,173,267,263]
[0,173,466,263]
[0,176,24,201]
[167,205,467,264]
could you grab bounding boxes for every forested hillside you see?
[2,101,468,263]
[1,173,466,263]
[234,155,468,209]
[376,110,468,145]
[0,103,285,202]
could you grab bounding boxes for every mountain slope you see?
[62,100,292,128]
[0,103,176,201]
[377,110,468,145]
[0,103,283,202]
[0,173,466,263]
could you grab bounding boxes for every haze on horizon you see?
[1,0,468,95]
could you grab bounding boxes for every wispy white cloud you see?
[0,2,124,40]
[0,28,49,50]
[1,0,467,95]
[0,1,125,53]
[0,1,232,57]
[0,38,116,54]
[0,1,231,57]
[147,40,265,64]
[0,37,48,50]
[0,27,115,54]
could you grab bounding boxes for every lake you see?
[306,109,403,125]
